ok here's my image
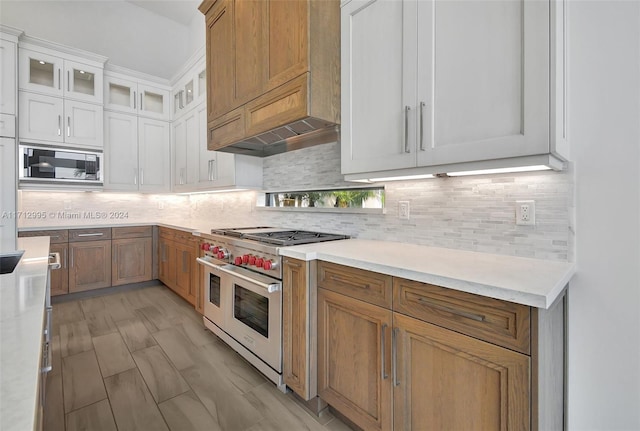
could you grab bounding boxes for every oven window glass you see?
[234,284,269,337]
[209,273,221,307]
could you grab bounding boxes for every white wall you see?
[568,1,640,429]
[0,0,192,79]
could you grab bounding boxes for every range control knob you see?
[234,256,243,265]
[248,255,256,265]
[263,260,278,270]
[202,243,210,251]
[212,246,220,254]
[242,254,250,264]
[217,249,229,259]
[255,258,264,268]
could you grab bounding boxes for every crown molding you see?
[19,35,108,66]
[169,45,205,86]
[104,63,171,87]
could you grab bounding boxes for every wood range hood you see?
[199,0,340,158]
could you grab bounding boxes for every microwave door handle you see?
[58,115,61,136]
[67,116,71,137]
[196,258,281,293]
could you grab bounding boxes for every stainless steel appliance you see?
[19,144,102,186]
[196,227,348,390]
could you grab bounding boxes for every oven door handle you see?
[197,257,281,293]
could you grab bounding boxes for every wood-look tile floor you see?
[45,284,354,431]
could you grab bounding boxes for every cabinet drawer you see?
[207,107,245,151]
[69,228,112,242]
[245,73,309,137]
[19,229,69,243]
[393,278,531,354]
[317,261,392,309]
[112,225,152,239]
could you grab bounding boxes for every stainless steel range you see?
[196,227,348,390]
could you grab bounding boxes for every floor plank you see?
[104,368,170,431]
[62,350,107,413]
[79,296,106,315]
[115,318,157,352]
[65,399,117,431]
[199,339,267,394]
[181,363,264,430]
[52,301,85,335]
[158,391,222,431]
[135,305,177,333]
[152,326,206,371]
[244,382,329,431]
[132,345,190,403]
[101,294,136,322]
[60,320,93,358]
[84,309,118,338]
[92,332,136,378]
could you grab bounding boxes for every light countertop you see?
[279,239,575,309]
[0,236,51,431]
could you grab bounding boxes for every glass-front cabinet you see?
[104,74,170,120]
[172,62,205,118]
[19,48,103,104]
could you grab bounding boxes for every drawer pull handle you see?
[77,232,104,237]
[417,297,486,322]
[392,327,399,387]
[329,275,370,290]
[381,323,388,380]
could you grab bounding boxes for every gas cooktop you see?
[209,227,349,246]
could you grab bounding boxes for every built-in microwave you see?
[19,144,103,187]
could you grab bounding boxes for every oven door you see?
[198,257,227,330]
[197,257,282,373]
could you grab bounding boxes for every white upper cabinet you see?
[104,73,170,120]
[341,0,568,179]
[19,47,103,104]
[172,61,206,119]
[1,29,19,139]
[0,36,17,116]
[19,92,103,148]
[104,111,170,192]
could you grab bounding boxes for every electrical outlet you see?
[399,201,410,220]
[516,200,535,225]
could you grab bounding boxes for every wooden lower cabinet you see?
[158,227,198,306]
[314,261,566,431]
[283,258,313,399]
[393,313,530,431]
[69,240,112,293]
[112,237,153,286]
[318,288,393,431]
[49,243,69,296]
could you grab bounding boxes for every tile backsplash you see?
[19,142,573,262]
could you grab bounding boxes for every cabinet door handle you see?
[67,70,70,92]
[70,248,74,268]
[140,93,143,111]
[133,91,137,109]
[419,101,426,151]
[63,248,67,269]
[67,116,71,137]
[207,160,212,181]
[140,169,144,185]
[58,68,61,90]
[57,115,62,136]
[392,327,400,387]
[404,106,411,153]
[381,323,388,380]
